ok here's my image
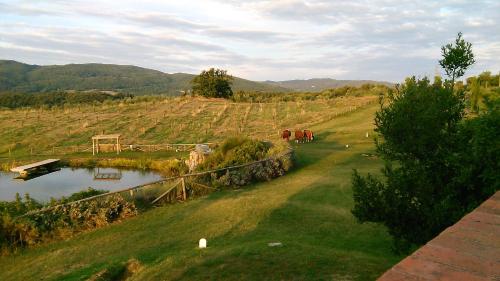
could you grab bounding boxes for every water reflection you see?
[93,168,122,180]
[14,169,61,181]
[0,167,163,202]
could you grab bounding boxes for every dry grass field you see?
[0,96,376,158]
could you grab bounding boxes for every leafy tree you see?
[478,71,492,88]
[352,77,498,252]
[470,77,481,113]
[439,32,475,87]
[191,68,233,98]
[351,34,498,252]
[433,75,442,88]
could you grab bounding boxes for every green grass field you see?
[0,103,403,280]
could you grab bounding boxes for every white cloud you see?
[0,0,498,82]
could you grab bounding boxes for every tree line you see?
[0,91,132,109]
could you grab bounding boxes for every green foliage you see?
[351,77,499,252]
[0,91,131,109]
[466,71,500,88]
[478,71,492,88]
[0,194,136,254]
[464,72,500,113]
[198,137,270,170]
[196,137,293,188]
[439,32,475,85]
[232,84,391,102]
[469,77,481,112]
[0,193,42,217]
[375,77,464,162]
[454,99,500,201]
[61,187,108,203]
[191,68,234,98]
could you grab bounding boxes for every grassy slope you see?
[0,104,403,280]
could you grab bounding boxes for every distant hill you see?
[0,60,290,95]
[263,78,394,92]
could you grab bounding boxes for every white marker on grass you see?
[199,238,207,249]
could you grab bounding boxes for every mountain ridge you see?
[0,60,290,95]
[0,60,393,95]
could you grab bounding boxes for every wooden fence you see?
[17,143,216,156]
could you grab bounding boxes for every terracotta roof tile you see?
[378,191,500,281]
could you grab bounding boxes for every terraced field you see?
[0,96,376,157]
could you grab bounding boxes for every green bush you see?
[0,193,42,217]
[196,137,293,188]
[58,187,108,203]
[0,192,136,254]
[198,137,271,170]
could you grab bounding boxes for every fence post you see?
[181,177,187,201]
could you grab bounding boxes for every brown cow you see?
[303,130,314,142]
[281,129,291,141]
[294,130,305,143]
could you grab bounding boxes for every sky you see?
[0,0,499,82]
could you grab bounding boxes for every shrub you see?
[198,137,270,170]
[0,193,136,254]
[59,187,108,203]
[0,193,42,217]
[196,137,293,188]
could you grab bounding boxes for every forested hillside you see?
[0,60,290,95]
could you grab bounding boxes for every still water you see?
[0,167,163,202]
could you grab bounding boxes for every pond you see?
[0,167,163,202]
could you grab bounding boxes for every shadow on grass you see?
[168,153,402,281]
[200,135,341,203]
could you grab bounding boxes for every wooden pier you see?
[10,159,60,177]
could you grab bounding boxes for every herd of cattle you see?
[282,129,314,143]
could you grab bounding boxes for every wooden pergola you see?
[92,134,121,155]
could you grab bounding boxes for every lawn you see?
[0,103,403,280]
